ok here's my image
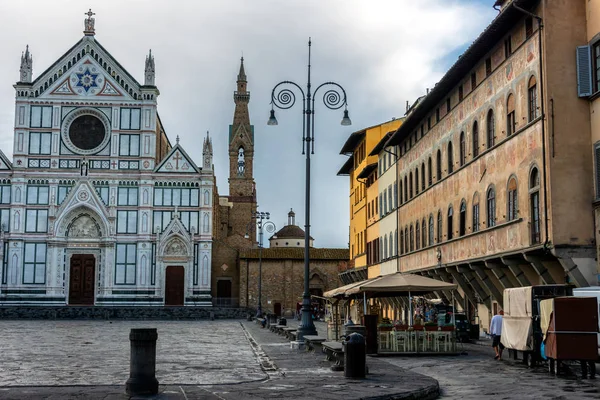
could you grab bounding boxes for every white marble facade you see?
[0,12,213,306]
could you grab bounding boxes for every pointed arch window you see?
[237,147,245,176]
[507,94,516,136]
[415,169,419,195]
[421,163,425,191]
[404,176,408,201]
[528,76,538,122]
[400,229,404,254]
[421,218,427,247]
[473,121,480,157]
[436,150,442,181]
[530,167,541,243]
[415,221,420,250]
[404,227,409,253]
[447,206,454,240]
[448,141,454,173]
[428,215,434,246]
[472,193,480,232]
[399,180,403,204]
[459,132,466,166]
[487,110,495,148]
[428,157,433,186]
[409,172,413,198]
[437,210,442,243]
[508,177,518,221]
[459,200,467,236]
[203,213,210,233]
[487,186,496,227]
[409,225,414,252]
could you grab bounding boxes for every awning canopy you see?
[323,277,377,298]
[345,273,457,297]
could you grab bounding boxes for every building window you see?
[30,106,52,128]
[388,185,393,211]
[409,172,413,199]
[472,121,479,157]
[504,35,512,58]
[437,211,442,243]
[115,243,137,285]
[459,200,466,236]
[23,243,46,284]
[403,176,408,202]
[95,184,109,205]
[409,225,414,252]
[421,163,425,191]
[25,209,48,233]
[436,108,440,123]
[389,233,394,257]
[0,209,9,232]
[459,132,466,166]
[0,184,11,204]
[528,76,537,122]
[383,236,388,259]
[428,116,432,130]
[399,181,403,204]
[447,206,454,240]
[117,210,138,233]
[154,187,199,207]
[393,182,398,208]
[507,94,516,136]
[118,187,138,206]
[447,141,454,173]
[57,185,72,204]
[508,177,518,221]
[525,17,533,38]
[487,110,495,147]
[29,132,51,155]
[428,215,434,246]
[416,222,420,250]
[473,193,480,233]
[436,150,442,180]
[26,185,49,205]
[400,229,404,254]
[415,169,419,195]
[485,58,492,77]
[446,98,451,113]
[421,218,427,247]
[471,72,477,90]
[487,187,496,227]
[119,134,140,156]
[120,108,141,130]
[404,227,408,254]
[428,157,433,186]
[530,167,541,243]
[458,85,464,102]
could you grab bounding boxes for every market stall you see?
[326,273,459,355]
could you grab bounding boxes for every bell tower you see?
[229,57,255,198]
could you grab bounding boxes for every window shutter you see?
[577,45,592,97]
[595,144,600,199]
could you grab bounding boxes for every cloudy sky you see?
[0,0,497,248]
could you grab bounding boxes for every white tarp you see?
[540,298,554,341]
[501,286,533,351]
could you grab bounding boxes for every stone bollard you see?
[210,311,215,321]
[126,328,159,396]
[344,332,366,379]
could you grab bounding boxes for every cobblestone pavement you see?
[380,342,600,399]
[0,320,266,386]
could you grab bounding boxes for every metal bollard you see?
[344,332,366,379]
[125,328,159,395]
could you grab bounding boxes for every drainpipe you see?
[383,147,400,275]
[513,2,549,249]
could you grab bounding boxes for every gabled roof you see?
[337,155,354,176]
[339,130,365,155]
[154,143,200,174]
[387,0,538,147]
[0,149,12,170]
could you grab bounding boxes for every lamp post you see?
[268,39,351,341]
[245,211,277,318]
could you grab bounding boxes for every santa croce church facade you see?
[0,12,216,306]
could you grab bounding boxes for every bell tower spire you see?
[145,49,155,86]
[19,45,32,83]
[203,131,213,170]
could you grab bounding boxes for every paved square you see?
[0,320,266,386]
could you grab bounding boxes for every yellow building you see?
[337,119,403,287]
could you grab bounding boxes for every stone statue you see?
[164,238,187,256]
[67,215,101,238]
[84,9,96,35]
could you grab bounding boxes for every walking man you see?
[490,310,504,360]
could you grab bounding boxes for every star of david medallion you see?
[75,68,99,92]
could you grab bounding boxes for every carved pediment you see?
[66,214,101,238]
[165,237,187,256]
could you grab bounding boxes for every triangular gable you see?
[154,144,200,174]
[31,36,141,100]
[0,149,13,170]
[56,180,109,221]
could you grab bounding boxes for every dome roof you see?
[271,225,313,240]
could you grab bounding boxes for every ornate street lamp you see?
[245,211,277,317]
[268,39,351,341]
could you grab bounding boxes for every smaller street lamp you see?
[245,211,277,317]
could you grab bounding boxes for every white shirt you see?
[490,314,503,336]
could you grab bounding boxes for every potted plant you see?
[378,317,393,332]
[424,322,438,331]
